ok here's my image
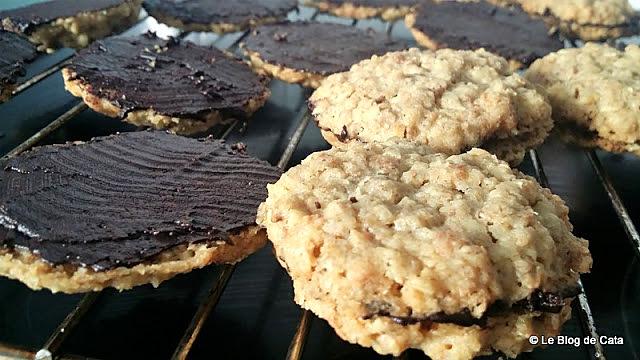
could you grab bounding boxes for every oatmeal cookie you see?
[63,33,270,135]
[501,0,637,40]
[241,22,406,88]
[0,131,281,293]
[0,0,142,52]
[404,0,563,70]
[143,0,297,34]
[257,140,591,359]
[525,43,640,156]
[303,0,418,21]
[310,48,553,166]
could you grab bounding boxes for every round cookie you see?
[257,140,592,358]
[502,0,637,41]
[241,22,406,88]
[303,0,418,21]
[0,30,37,102]
[63,33,270,135]
[309,48,553,166]
[143,0,298,34]
[0,0,142,52]
[404,0,563,70]
[525,43,640,156]
[0,131,281,293]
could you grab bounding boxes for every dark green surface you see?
[0,2,638,360]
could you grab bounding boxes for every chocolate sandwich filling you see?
[364,288,581,328]
[0,131,281,271]
[65,32,268,120]
[243,22,407,75]
[0,0,133,34]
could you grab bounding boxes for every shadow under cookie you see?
[556,123,640,157]
[0,0,142,52]
[0,131,281,293]
[143,0,298,34]
[62,33,270,135]
[241,22,406,88]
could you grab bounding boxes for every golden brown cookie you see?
[63,33,270,135]
[0,0,142,52]
[310,48,553,166]
[0,131,281,293]
[525,43,640,156]
[500,0,637,40]
[257,139,591,359]
[404,0,563,70]
[241,22,406,88]
[303,0,417,21]
[143,0,297,33]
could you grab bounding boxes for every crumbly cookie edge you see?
[0,226,267,293]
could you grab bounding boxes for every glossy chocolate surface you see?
[0,131,281,270]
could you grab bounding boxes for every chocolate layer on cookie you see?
[242,21,406,76]
[143,0,297,33]
[63,32,269,133]
[406,0,563,68]
[366,287,582,327]
[0,131,281,271]
[0,30,37,101]
[0,0,141,52]
[0,0,129,33]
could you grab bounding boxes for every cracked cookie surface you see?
[310,48,553,165]
[525,43,640,156]
[257,140,591,358]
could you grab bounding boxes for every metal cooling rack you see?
[0,4,638,360]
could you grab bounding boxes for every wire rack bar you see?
[34,293,101,360]
[286,310,313,360]
[2,101,88,159]
[170,265,235,360]
[586,150,640,259]
[529,149,605,360]
[12,59,72,97]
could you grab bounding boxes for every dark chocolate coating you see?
[0,0,131,34]
[65,33,268,119]
[365,288,581,327]
[323,0,417,6]
[243,22,407,75]
[0,131,281,270]
[411,0,563,66]
[143,0,297,26]
[0,30,36,87]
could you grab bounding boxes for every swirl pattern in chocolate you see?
[0,0,132,34]
[410,0,563,66]
[0,131,281,270]
[243,22,407,75]
[65,33,269,120]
